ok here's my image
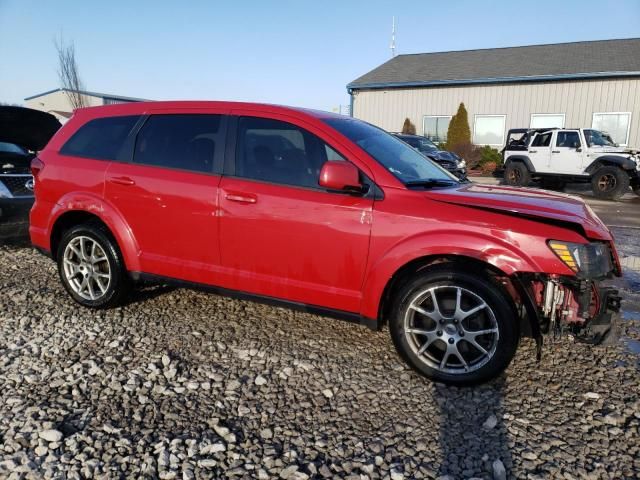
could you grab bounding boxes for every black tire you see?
[56,222,130,308]
[504,162,530,187]
[389,265,519,386]
[591,166,630,200]
[633,184,640,197]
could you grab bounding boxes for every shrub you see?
[452,142,482,169]
[401,118,416,135]
[479,145,503,167]
[480,161,498,174]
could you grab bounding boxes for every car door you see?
[527,131,553,172]
[104,112,227,283]
[549,130,585,174]
[218,114,374,313]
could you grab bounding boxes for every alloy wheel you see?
[597,174,616,192]
[62,236,112,301]
[403,286,499,374]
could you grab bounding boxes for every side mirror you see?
[319,161,363,193]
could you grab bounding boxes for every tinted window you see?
[531,132,552,147]
[236,117,344,188]
[61,115,140,160]
[134,115,224,173]
[556,131,581,148]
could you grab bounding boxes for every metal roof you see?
[348,38,640,90]
[24,88,147,102]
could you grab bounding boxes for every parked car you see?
[0,106,61,239]
[392,133,467,179]
[503,127,640,200]
[31,101,621,385]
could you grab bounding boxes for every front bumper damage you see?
[513,273,621,359]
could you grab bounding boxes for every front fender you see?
[48,192,141,271]
[586,155,636,173]
[360,230,545,320]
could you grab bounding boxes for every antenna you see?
[390,16,396,57]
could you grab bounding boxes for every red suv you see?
[30,101,621,385]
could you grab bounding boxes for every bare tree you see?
[54,36,87,109]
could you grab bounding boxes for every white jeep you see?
[502,128,640,200]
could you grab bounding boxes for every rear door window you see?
[134,114,226,174]
[531,132,552,147]
[61,115,140,160]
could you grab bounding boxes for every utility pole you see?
[390,16,396,57]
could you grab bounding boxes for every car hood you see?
[427,150,460,162]
[424,183,611,240]
[589,145,637,155]
[0,106,62,152]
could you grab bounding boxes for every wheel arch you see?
[48,193,140,271]
[504,154,535,172]
[374,254,532,338]
[361,231,541,327]
[585,155,636,175]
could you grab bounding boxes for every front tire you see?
[57,223,130,308]
[389,265,519,386]
[504,162,530,186]
[591,166,629,200]
[632,184,640,197]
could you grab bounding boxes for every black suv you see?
[0,107,60,239]
[392,133,467,179]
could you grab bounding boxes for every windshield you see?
[0,141,28,155]
[584,129,616,147]
[325,118,457,185]
[403,136,438,153]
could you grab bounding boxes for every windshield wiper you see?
[405,178,459,188]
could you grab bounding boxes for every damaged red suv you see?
[30,101,621,385]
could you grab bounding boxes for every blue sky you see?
[1,0,639,111]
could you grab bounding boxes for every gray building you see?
[348,38,640,148]
[24,88,146,123]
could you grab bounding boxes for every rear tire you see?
[389,265,519,386]
[591,166,629,200]
[504,162,530,187]
[57,223,130,308]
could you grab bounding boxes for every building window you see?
[423,116,451,143]
[592,112,631,146]
[473,115,506,146]
[530,113,565,129]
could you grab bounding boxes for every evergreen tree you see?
[401,118,417,135]
[446,103,471,149]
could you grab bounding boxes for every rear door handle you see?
[551,150,560,153]
[225,193,257,204]
[108,176,136,186]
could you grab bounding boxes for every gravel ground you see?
[0,245,639,480]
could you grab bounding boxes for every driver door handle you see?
[108,176,136,186]
[225,193,257,204]
[529,150,537,153]
[552,150,560,153]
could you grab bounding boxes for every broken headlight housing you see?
[548,240,613,279]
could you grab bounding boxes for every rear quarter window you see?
[60,115,140,160]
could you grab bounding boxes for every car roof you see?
[72,100,347,122]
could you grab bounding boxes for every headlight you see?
[456,159,466,169]
[548,240,612,277]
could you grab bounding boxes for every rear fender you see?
[47,192,140,271]
[360,230,541,320]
